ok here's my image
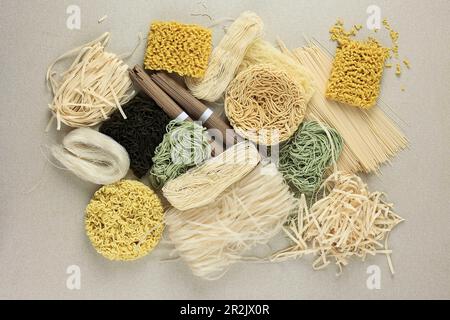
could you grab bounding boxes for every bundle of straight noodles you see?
[277,41,408,174]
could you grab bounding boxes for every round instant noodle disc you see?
[85,180,164,261]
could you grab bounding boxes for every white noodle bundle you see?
[272,172,404,274]
[185,11,264,102]
[163,141,261,210]
[165,163,296,280]
[46,33,135,130]
[52,128,130,185]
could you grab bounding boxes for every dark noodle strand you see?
[99,96,171,178]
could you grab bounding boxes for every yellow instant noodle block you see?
[326,39,389,109]
[144,21,212,78]
[85,180,164,261]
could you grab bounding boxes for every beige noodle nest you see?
[225,64,307,145]
[238,39,315,103]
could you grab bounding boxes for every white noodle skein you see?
[52,128,130,185]
[185,11,264,102]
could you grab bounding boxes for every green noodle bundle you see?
[279,121,343,196]
[149,120,211,189]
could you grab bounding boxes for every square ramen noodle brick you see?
[326,39,389,109]
[144,21,212,78]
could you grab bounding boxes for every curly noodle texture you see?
[272,173,404,274]
[85,180,164,261]
[149,120,211,189]
[186,11,263,102]
[279,121,343,196]
[225,64,307,145]
[163,141,261,211]
[239,39,315,102]
[144,21,212,78]
[165,163,296,280]
[326,21,390,109]
[52,128,130,185]
[99,96,171,179]
[46,33,134,129]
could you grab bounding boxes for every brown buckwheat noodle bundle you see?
[185,11,264,102]
[46,32,135,130]
[165,163,296,280]
[163,141,260,210]
[225,64,307,145]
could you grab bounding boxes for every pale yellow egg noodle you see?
[238,39,315,102]
[272,173,404,275]
[46,32,135,130]
[51,128,130,185]
[225,39,315,146]
[42,9,409,280]
[225,64,308,145]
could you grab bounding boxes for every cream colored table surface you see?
[1,0,449,300]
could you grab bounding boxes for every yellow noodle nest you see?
[163,141,261,211]
[144,21,212,78]
[225,64,307,145]
[85,180,164,261]
[238,39,315,103]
